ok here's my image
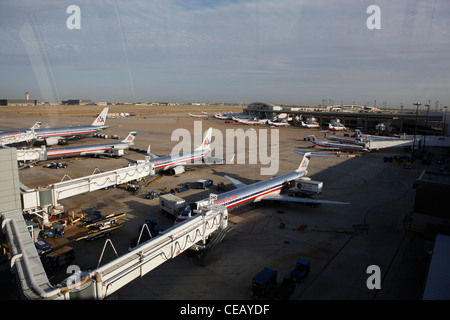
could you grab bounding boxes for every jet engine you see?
[170,166,185,175]
[44,137,60,146]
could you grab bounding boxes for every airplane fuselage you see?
[216,171,301,209]
[0,129,29,138]
[46,141,128,158]
[324,132,362,145]
[301,122,320,128]
[34,125,109,139]
[149,149,208,172]
[314,140,369,152]
[176,170,303,223]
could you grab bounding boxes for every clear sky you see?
[1,0,449,108]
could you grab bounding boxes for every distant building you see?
[0,99,38,106]
[247,102,281,111]
[61,99,92,105]
[326,105,378,113]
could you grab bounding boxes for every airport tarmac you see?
[3,106,444,300]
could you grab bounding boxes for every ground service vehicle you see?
[129,218,165,249]
[286,177,323,196]
[143,218,164,235]
[175,184,191,193]
[250,267,278,299]
[290,259,310,282]
[35,239,52,258]
[75,224,123,241]
[81,211,102,224]
[126,183,140,192]
[42,224,65,238]
[159,194,187,217]
[196,178,213,189]
[145,190,158,199]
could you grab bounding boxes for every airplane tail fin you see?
[324,131,333,139]
[294,150,333,173]
[308,135,316,142]
[195,127,212,151]
[92,107,109,126]
[296,153,311,173]
[31,122,42,130]
[122,132,137,144]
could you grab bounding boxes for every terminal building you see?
[61,99,92,105]
[0,99,38,106]
[243,102,448,135]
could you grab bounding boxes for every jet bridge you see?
[0,130,36,146]
[2,198,228,300]
[22,158,156,224]
[86,203,228,299]
[16,147,47,163]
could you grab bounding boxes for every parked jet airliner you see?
[323,131,362,145]
[0,108,109,146]
[33,108,110,146]
[45,131,136,158]
[308,135,370,153]
[175,151,349,223]
[146,127,228,175]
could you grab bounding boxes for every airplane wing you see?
[203,153,235,165]
[224,175,247,189]
[262,194,350,205]
[80,151,109,156]
[179,154,235,167]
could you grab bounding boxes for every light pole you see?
[422,103,430,152]
[412,103,421,161]
[444,106,448,137]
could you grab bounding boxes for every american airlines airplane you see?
[232,116,267,125]
[328,119,348,131]
[308,135,370,152]
[33,108,110,146]
[45,131,136,158]
[0,108,109,146]
[268,120,290,127]
[300,118,320,128]
[175,151,349,223]
[189,113,208,118]
[323,131,362,145]
[146,127,225,175]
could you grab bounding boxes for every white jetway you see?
[2,199,229,300]
[0,130,36,146]
[86,204,229,299]
[16,147,47,163]
[22,158,156,224]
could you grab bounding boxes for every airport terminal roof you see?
[422,234,450,300]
